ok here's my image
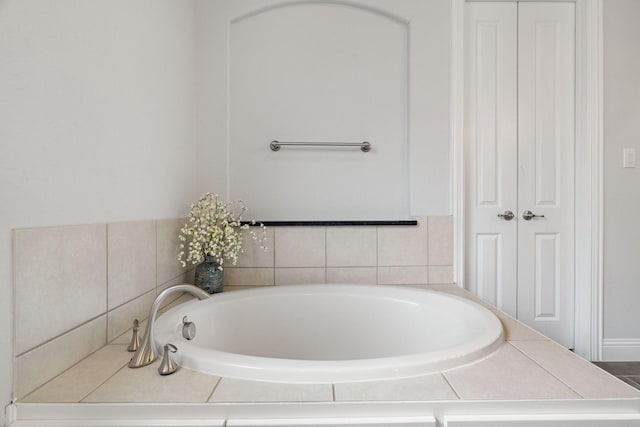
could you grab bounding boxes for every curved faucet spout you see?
[129,283,210,368]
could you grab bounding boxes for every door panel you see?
[464,2,518,316]
[517,2,575,348]
[476,234,502,307]
[534,233,560,320]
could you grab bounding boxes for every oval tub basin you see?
[154,284,504,383]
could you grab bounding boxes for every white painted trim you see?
[5,403,17,426]
[10,400,640,427]
[444,414,640,423]
[450,0,604,359]
[227,416,437,427]
[450,0,465,286]
[603,339,640,361]
[593,0,605,362]
[572,0,604,361]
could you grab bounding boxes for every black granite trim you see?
[241,220,418,227]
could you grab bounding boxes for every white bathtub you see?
[154,284,503,383]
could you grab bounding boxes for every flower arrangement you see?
[178,193,266,269]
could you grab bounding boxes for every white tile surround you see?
[17,284,640,406]
[12,219,195,399]
[16,214,638,422]
[12,216,452,399]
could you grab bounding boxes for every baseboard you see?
[602,339,640,361]
[5,403,17,427]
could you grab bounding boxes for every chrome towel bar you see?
[269,140,371,152]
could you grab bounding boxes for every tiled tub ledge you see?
[10,285,640,427]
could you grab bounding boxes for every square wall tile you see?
[428,216,453,266]
[428,266,453,284]
[107,220,156,310]
[334,374,458,401]
[111,319,147,345]
[107,290,156,342]
[83,362,220,403]
[110,290,193,347]
[274,227,325,267]
[235,227,274,268]
[15,315,106,400]
[443,343,579,400]
[377,222,428,266]
[21,344,131,403]
[210,378,332,402]
[490,309,548,341]
[275,268,325,285]
[326,227,377,267]
[327,267,377,284]
[14,224,107,355]
[156,218,190,286]
[111,290,193,345]
[511,340,640,399]
[224,268,274,287]
[378,266,429,285]
[158,269,195,293]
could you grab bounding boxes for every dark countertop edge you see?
[241,220,418,227]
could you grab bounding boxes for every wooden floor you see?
[594,362,640,390]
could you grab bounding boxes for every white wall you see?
[195,0,451,218]
[0,0,197,421]
[603,0,640,359]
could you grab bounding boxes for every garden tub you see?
[154,284,503,383]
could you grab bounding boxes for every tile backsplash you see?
[13,218,193,399]
[225,216,454,288]
[12,215,453,399]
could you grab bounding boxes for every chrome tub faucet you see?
[128,283,210,369]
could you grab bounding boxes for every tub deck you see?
[9,284,640,426]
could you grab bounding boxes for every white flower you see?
[177,193,267,268]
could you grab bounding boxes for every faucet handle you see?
[182,316,196,340]
[158,343,179,376]
[127,319,141,352]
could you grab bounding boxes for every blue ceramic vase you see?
[194,255,223,294]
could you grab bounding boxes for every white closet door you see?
[464,3,518,315]
[465,2,576,348]
[517,2,575,348]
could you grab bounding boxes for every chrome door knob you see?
[522,210,545,221]
[497,210,515,221]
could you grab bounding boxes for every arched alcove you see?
[229,2,409,220]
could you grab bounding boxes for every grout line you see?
[16,314,107,358]
[12,230,18,402]
[375,226,379,285]
[508,342,585,398]
[273,228,277,285]
[331,383,336,401]
[425,216,430,284]
[107,288,156,315]
[79,358,130,403]
[155,219,159,296]
[324,227,328,283]
[440,371,461,400]
[158,270,197,293]
[206,377,223,402]
[18,343,126,402]
[105,224,109,345]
